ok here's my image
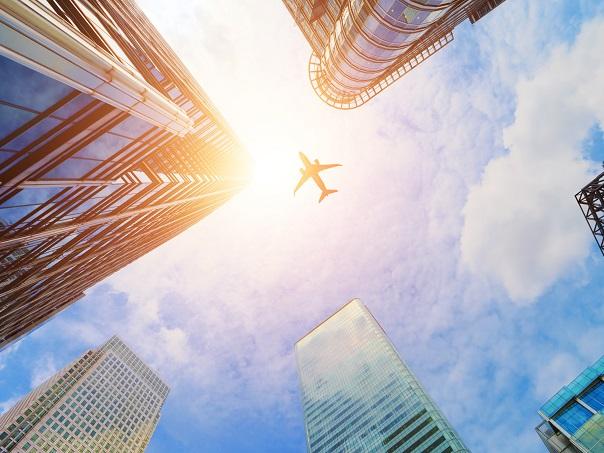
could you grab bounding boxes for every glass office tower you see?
[536,355,604,452]
[282,0,507,108]
[295,299,468,452]
[0,336,169,452]
[0,0,250,349]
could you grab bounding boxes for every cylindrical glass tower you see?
[283,0,508,108]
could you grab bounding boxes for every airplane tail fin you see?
[319,189,337,203]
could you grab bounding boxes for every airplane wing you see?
[294,172,311,194]
[316,163,342,172]
[299,152,312,168]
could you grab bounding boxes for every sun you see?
[243,127,301,194]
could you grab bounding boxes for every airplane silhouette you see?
[294,152,341,203]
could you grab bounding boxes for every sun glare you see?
[243,128,301,195]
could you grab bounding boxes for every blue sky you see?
[2,1,604,452]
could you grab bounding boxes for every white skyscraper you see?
[0,336,168,452]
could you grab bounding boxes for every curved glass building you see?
[282,0,507,108]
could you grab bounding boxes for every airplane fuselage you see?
[294,152,341,203]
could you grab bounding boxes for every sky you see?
[2,0,604,451]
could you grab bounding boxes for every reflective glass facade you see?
[537,355,604,452]
[296,299,468,452]
[282,0,507,108]
[0,336,169,452]
[0,0,250,349]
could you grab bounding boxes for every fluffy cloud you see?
[0,396,20,415]
[0,342,19,372]
[461,18,604,301]
[30,354,58,388]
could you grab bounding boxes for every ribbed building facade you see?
[0,0,250,349]
[0,336,169,452]
[536,355,604,453]
[295,299,468,452]
[282,0,507,108]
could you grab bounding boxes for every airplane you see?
[294,152,342,203]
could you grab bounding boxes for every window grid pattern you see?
[537,356,604,452]
[295,299,468,452]
[0,0,251,350]
[0,336,168,453]
[281,0,508,108]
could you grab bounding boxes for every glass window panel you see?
[0,204,41,225]
[0,187,63,209]
[0,187,63,224]
[0,54,73,112]
[5,118,62,150]
[74,133,132,161]
[554,402,593,435]
[583,381,604,412]
[43,158,101,180]
[108,115,154,140]
[0,150,18,165]
[0,104,36,142]
[52,94,95,120]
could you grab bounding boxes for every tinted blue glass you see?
[0,54,73,111]
[0,187,63,224]
[582,381,604,412]
[554,402,593,435]
[0,150,17,164]
[5,118,62,150]
[0,104,36,142]
[74,133,132,161]
[1,187,62,208]
[43,158,100,180]
[108,115,154,140]
[52,93,95,120]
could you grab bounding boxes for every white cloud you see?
[0,396,21,415]
[30,355,58,388]
[0,342,20,371]
[534,353,584,401]
[461,18,604,301]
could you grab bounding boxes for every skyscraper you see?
[0,336,169,452]
[536,355,604,453]
[576,171,604,256]
[295,299,468,452]
[282,0,507,109]
[0,0,250,349]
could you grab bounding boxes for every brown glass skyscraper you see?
[0,1,250,349]
[282,0,507,109]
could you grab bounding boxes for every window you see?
[579,380,604,413]
[554,402,593,434]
